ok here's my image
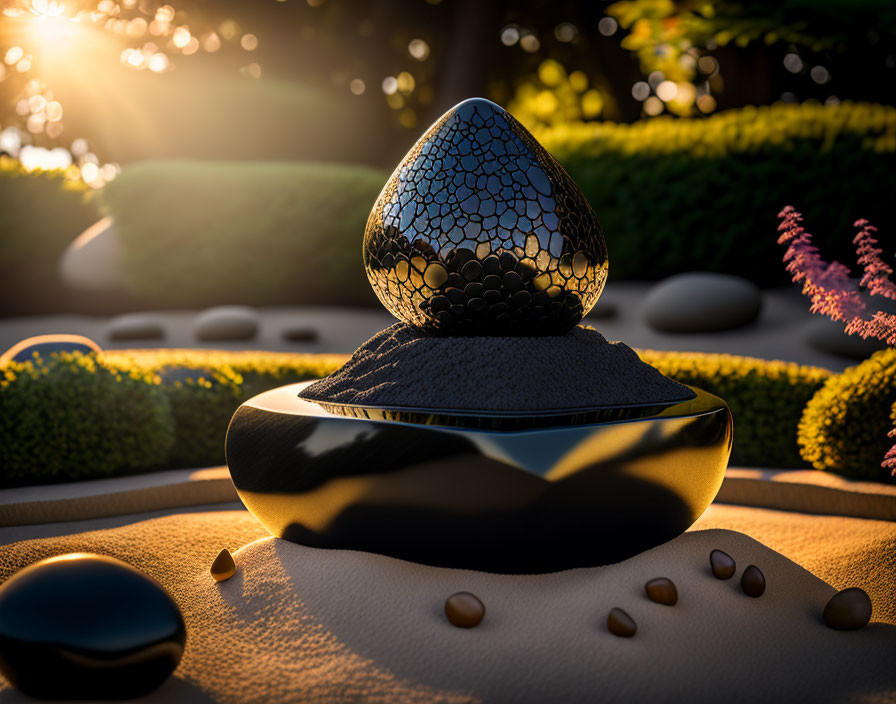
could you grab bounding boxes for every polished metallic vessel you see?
[226,381,732,573]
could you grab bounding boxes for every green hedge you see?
[0,352,174,485]
[101,160,387,308]
[539,102,896,284]
[95,104,896,307]
[799,348,896,480]
[638,349,832,468]
[0,350,344,486]
[116,350,345,469]
[0,161,101,315]
[1,346,850,485]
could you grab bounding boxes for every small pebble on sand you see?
[445,592,485,628]
[607,608,637,638]
[645,577,678,606]
[710,549,736,580]
[211,549,236,582]
[824,588,872,630]
[741,565,766,598]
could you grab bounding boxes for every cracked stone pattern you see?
[363,98,608,336]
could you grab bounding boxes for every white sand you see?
[1,509,894,703]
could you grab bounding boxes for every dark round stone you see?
[482,255,501,275]
[281,326,318,343]
[0,553,185,700]
[645,577,678,606]
[445,287,466,304]
[467,297,488,314]
[451,248,475,269]
[499,252,517,272]
[445,592,485,628]
[483,289,502,304]
[607,607,636,637]
[823,588,872,630]
[461,260,483,281]
[710,549,736,580]
[511,290,532,306]
[741,565,766,597]
[445,273,465,290]
[429,295,450,313]
[464,282,484,299]
[483,274,503,290]
[502,271,523,292]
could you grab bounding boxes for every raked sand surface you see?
[0,505,894,703]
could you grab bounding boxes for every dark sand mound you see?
[300,324,694,412]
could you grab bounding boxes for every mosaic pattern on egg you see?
[363,98,608,335]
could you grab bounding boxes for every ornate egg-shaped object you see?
[363,98,608,335]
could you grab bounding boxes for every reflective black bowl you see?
[225,381,732,573]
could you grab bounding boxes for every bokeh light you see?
[500,26,520,46]
[643,96,663,116]
[631,81,649,101]
[381,76,398,95]
[408,38,429,61]
[784,53,803,73]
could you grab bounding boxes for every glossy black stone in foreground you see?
[0,553,185,700]
[363,98,607,336]
[226,381,732,573]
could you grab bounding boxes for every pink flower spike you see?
[854,219,896,300]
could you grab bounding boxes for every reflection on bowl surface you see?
[226,381,732,573]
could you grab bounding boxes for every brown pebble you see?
[445,592,485,628]
[741,565,765,597]
[210,548,236,582]
[607,608,636,637]
[710,549,736,579]
[824,588,872,630]
[645,577,678,606]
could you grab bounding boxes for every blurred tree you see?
[1,0,896,172]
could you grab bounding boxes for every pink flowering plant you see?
[777,206,896,474]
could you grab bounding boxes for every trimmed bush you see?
[638,349,832,468]
[0,352,174,486]
[101,160,388,308]
[0,348,855,483]
[0,160,102,315]
[798,348,896,480]
[539,102,896,284]
[113,350,346,468]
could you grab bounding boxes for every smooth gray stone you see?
[58,217,126,291]
[194,306,259,341]
[643,272,762,333]
[281,326,318,342]
[107,313,165,341]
